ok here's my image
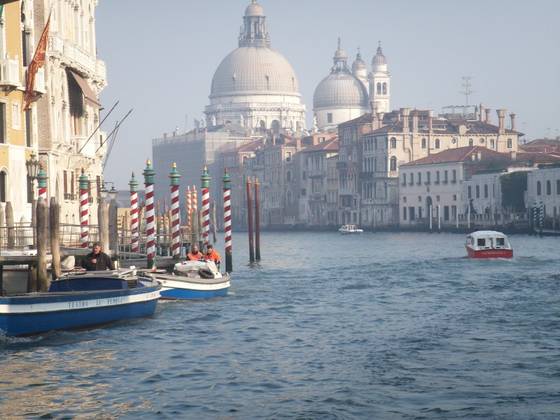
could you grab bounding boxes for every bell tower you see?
[369,42,391,113]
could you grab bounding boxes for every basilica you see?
[204,0,390,134]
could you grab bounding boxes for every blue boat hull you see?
[0,299,158,336]
[160,287,229,300]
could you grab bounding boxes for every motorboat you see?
[142,260,230,300]
[338,224,364,234]
[465,230,513,259]
[0,269,161,337]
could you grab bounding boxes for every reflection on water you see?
[1,232,560,418]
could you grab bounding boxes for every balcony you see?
[0,58,21,89]
[49,34,106,82]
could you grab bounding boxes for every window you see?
[409,173,413,186]
[443,170,448,183]
[11,103,21,129]
[0,103,6,143]
[435,171,440,184]
[327,113,333,124]
[417,172,422,185]
[484,184,488,198]
[0,171,6,202]
[490,139,495,148]
[537,181,542,196]
[477,238,486,247]
[453,194,457,201]
[286,171,292,182]
[496,237,505,247]
[25,109,32,147]
[403,206,407,220]
[435,138,440,149]
[426,172,431,184]
[301,188,306,196]
[390,156,397,171]
[390,137,397,149]
[468,186,472,199]
[507,138,513,148]
[546,180,551,195]
[382,83,387,95]
[452,169,457,183]
[409,207,416,221]
[469,138,474,146]
[476,185,480,198]
[480,138,485,144]
[377,83,381,94]
[421,138,427,149]
[557,179,560,195]
[63,170,68,197]
[402,173,407,186]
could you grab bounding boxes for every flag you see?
[24,13,50,110]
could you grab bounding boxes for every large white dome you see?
[210,47,300,98]
[313,72,369,109]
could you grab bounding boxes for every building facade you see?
[527,166,560,223]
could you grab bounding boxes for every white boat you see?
[338,224,364,234]
[141,260,230,300]
[465,230,513,259]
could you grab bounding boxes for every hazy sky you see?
[97,0,560,187]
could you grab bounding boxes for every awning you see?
[67,69,101,107]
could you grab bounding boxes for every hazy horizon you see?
[97,0,560,188]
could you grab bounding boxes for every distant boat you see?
[142,260,230,300]
[466,231,513,259]
[0,269,160,337]
[338,224,364,234]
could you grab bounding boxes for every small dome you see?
[211,47,300,97]
[245,1,264,17]
[352,51,367,73]
[372,44,387,68]
[313,72,369,110]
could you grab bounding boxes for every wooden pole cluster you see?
[245,177,262,263]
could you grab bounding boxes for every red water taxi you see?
[465,231,513,259]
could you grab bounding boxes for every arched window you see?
[382,83,387,95]
[0,171,6,202]
[376,83,381,95]
[390,156,397,171]
[421,138,426,149]
[546,180,552,195]
[435,138,440,149]
[469,138,474,146]
[390,137,397,149]
[537,181,542,196]
[507,138,513,148]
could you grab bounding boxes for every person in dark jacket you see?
[81,243,115,271]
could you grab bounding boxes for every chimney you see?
[497,109,506,134]
[479,104,484,122]
[402,108,410,133]
[510,113,516,131]
[485,108,491,124]
[411,110,419,133]
[428,110,434,133]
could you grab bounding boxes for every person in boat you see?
[187,244,204,261]
[81,242,115,271]
[204,244,221,268]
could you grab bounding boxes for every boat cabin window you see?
[496,237,505,247]
[477,238,486,247]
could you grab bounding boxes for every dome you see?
[245,1,264,17]
[352,51,367,73]
[210,47,300,97]
[313,72,369,110]
[372,44,387,68]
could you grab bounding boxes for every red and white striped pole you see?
[192,185,198,214]
[143,160,156,268]
[223,169,232,273]
[129,172,139,253]
[186,185,192,228]
[201,167,211,247]
[169,163,181,259]
[78,169,90,248]
[37,167,48,201]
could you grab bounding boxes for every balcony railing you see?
[0,58,21,89]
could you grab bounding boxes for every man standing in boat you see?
[186,244,204,261]
[204,244,221,268]
[82,243,115,271]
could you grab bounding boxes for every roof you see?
[370,118,521,136]
[237,139,263,153]
[468,230,507,238]
[402,146,507,167]
[302,138,339,153]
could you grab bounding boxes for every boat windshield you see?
[496,237,505,247]
[477,238,486,247]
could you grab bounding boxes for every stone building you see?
[35,0,107,223]
[527,165,560,224]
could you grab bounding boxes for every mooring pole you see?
[129,173,139,253]
[254,177,261,261]
[223,169,233,273]
[36,198,49,291]
[79,170,90,248]
[50,197,61,280]
[246,177,255,263]
[6,202,14,249]
[169,163,181,259]
[200,166,211,249]
[143,160,156,269]
[186,186,192,234]
[37,167,48,201]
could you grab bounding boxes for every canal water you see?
[1,232,560,419]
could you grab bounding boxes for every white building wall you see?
[527,167,560,218]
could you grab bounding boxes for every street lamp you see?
[25,152,40,180]
[99,182,108,200]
